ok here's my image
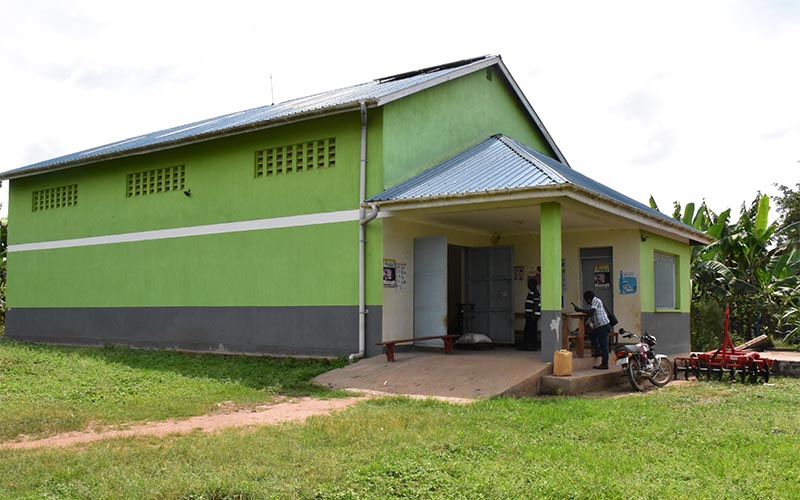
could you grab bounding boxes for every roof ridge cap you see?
[375,55,496,83]
[494,135,568,184]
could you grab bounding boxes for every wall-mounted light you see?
[184,189,192,197]
[640,233,648,242]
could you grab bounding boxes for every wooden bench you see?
[376,335,460,362]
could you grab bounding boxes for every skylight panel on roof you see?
[155,119,222,139]
[81,136,147,156]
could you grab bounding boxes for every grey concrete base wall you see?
[641,311,690,354]
[540,310,561,362]
[771,359,800,378]
[6,306,384,358]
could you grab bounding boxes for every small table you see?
[562,312,587,358]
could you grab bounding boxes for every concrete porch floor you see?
[313,346,629,399]
[314,347,800,400]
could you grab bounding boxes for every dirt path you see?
[2,390,475,451]
[1,396,366,450]
[1,383,663,450]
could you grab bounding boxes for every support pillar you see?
[539,202,562,362]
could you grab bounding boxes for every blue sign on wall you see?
[619,270,637,295]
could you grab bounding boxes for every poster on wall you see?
[593,264,610,289]
[396,262,408,291]
[383,259,396,288]
[619,270,638,295]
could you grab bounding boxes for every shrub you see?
[690,299,726,351]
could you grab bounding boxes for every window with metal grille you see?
[255,137,336,178]
[32,184,78,212]
[127,165,185,197]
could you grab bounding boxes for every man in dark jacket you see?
[520,278,541,351]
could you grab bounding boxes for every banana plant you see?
[652,193,800,341]
[702,195,799,338]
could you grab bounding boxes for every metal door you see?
[580,247,614,314]
[414,236,448,347]
[466,246,514,343]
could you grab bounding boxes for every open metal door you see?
[414,236,448,347]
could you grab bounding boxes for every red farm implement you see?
[674,307,773,383]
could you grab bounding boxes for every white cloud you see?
[1,0,798,217]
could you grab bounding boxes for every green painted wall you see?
[639,233,691,313]
[7,110,385,308]
[364,107,385,200]
[381,67,555,187]
[8,222,360,307]
[10,113,363,245]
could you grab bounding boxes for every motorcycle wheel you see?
[626,358,648,392]
[649,357,674,387]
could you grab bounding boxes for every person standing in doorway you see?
[520,278,541,351]
[573,290,611,369]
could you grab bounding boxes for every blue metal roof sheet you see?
[367,134,694,231]
[2,56,506,179]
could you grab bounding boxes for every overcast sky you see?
[1,0,798,220]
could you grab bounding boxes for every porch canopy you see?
[367,134,710,246]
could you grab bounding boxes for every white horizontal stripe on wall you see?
[9,209,361,252]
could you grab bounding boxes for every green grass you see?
[0,339,346,440]
[1,341,799,499]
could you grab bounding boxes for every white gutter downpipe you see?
[349,102,379,362]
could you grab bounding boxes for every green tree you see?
[773,183,800,343]
[775,182,800,250]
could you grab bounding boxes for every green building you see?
[1,55,710,361]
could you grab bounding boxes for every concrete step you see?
[539,354,627,396]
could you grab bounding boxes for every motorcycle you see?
[613,328,674,391]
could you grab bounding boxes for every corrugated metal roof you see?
[3,55,526,179]
[368,135,563,202]
[367,135,572,201]
[367,134,694,231]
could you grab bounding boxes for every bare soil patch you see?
[2,396,365,450]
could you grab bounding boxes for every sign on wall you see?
[396,263,408,291]
[619,270,638,295]
[383,259,396,288]
[593,264,610,289]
